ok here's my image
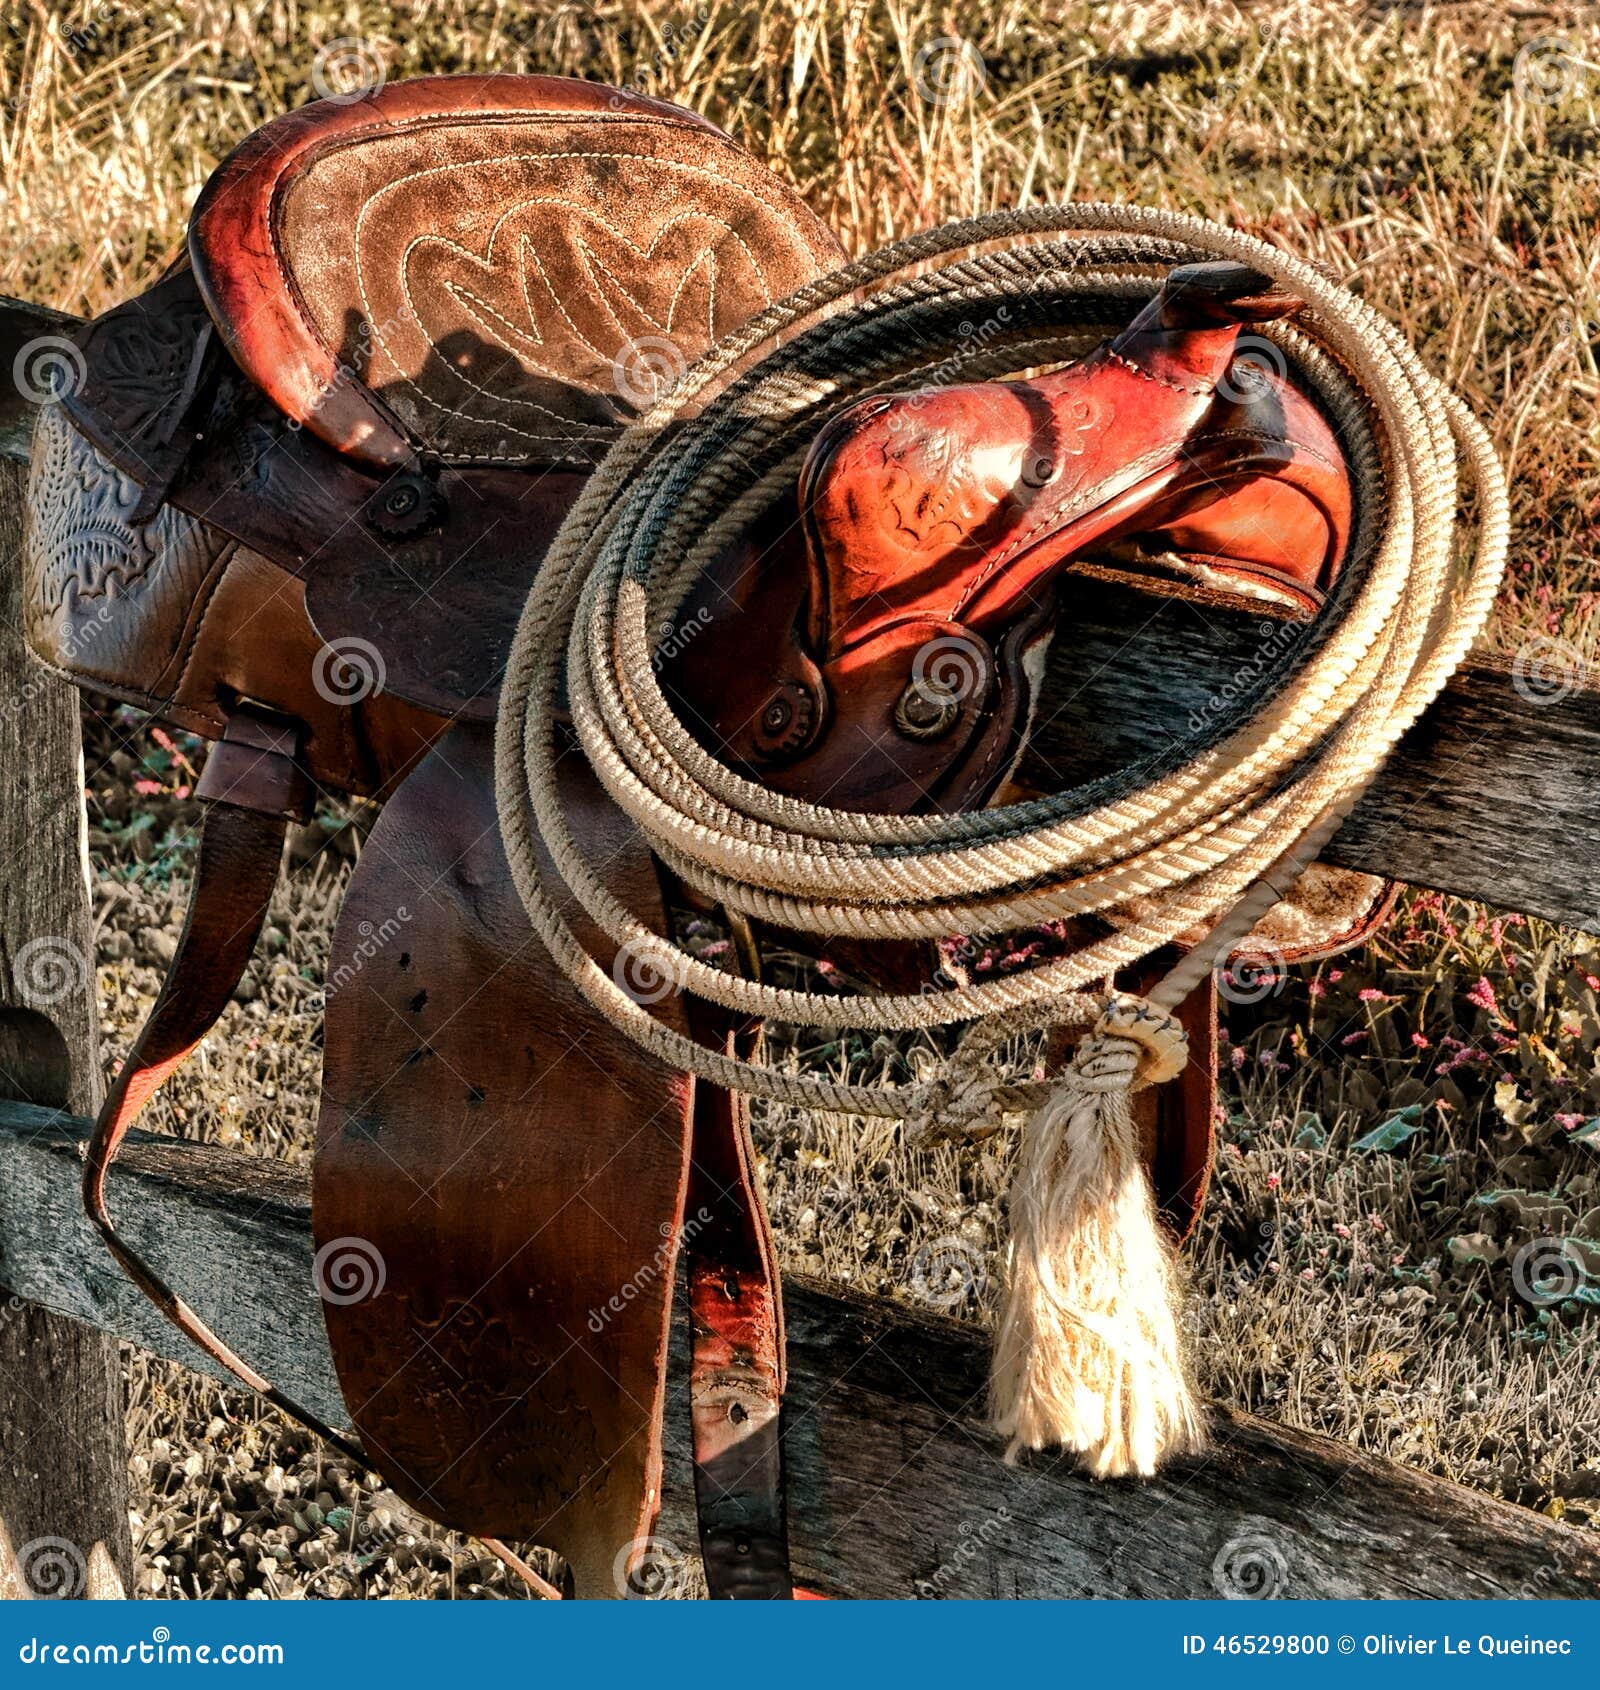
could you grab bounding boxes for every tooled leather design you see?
[73,273,210,434]
[24,405,228,688]
[875,392,1102,561]
[279,135,842,464]
[409,204,778,405]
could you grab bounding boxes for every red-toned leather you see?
[665,263,1352,814]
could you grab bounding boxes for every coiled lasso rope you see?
[494,203,1509,1478]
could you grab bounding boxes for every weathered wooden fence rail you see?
[1,1103,1596,1600]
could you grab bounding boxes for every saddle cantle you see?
[23,74,1394,1599]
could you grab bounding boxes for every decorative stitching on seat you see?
[344,159,795,445]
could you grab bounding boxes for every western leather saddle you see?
[23,75,1390,1597]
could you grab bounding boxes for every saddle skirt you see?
[22,74,1393,1597]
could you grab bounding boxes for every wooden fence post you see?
[0,447,132,1598]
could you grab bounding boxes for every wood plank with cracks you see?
[1016,579,1600,929]
[0,1103,1593,1600]
[0,455,131,1597]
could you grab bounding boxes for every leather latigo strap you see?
[683,1007,790,1599]
[79,707,364,1449]
[314,724,697,1599]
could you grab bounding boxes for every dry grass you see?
[7,0,1599,1596]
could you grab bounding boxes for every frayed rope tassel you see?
[990,993,1205,1477]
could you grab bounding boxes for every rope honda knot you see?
[1071,994,1188,1092]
